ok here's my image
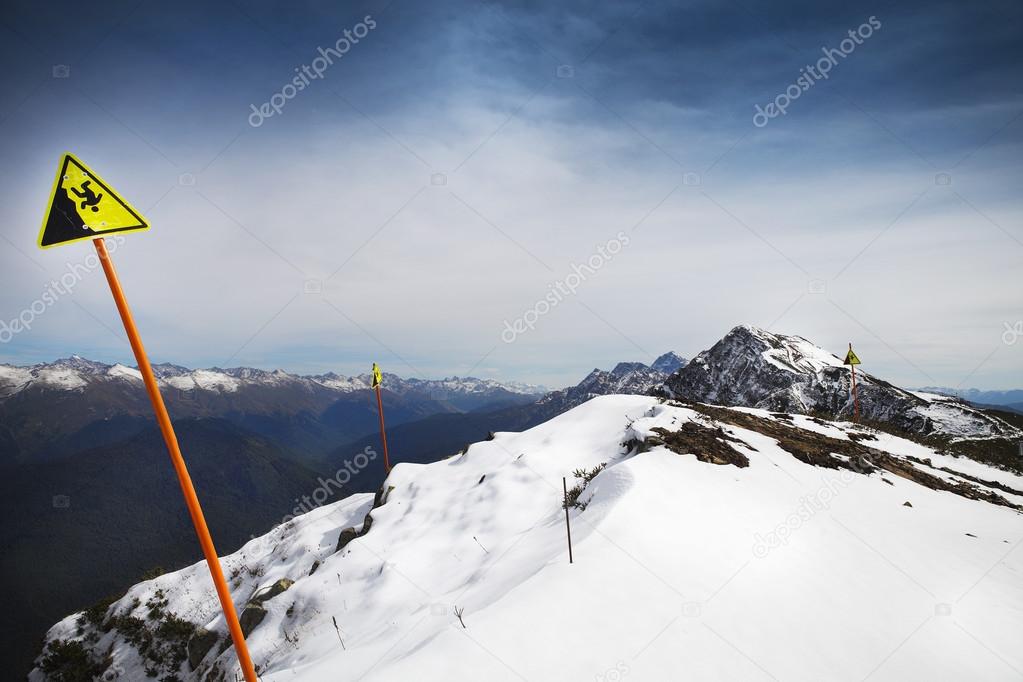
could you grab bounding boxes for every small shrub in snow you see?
[39,639,107,680]
[563,463,607,510]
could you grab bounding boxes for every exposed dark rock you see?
[186,628,219,669]
[239,605,266,638]
[848,432,878,443]
[650,422,751,468]
[252,578,294,605]
[335,484,393,555]
[683,402,1020,510]
[335,527,359,553]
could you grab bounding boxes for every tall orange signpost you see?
[372,362,392,474]
[843,343,862,422]
[39,153,258,682]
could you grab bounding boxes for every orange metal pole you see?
[375,385,391,473]
[93,238,258,682]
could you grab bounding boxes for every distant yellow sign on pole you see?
[843,343,861,421]
[372,362,392,474]
[38,153,258,682]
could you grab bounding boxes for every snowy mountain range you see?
[33,395,1023,681]
[917,386,1023,415]
[917,387,1023,406]
[0,356,545,402]
[0,357,546,466]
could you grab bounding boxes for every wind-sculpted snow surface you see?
[33,396,1023,681]
[663,325,1021,440]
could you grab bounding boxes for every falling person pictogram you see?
[69,179,103,212]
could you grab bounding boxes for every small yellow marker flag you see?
[38,153,149,249]
[843,346,862,366]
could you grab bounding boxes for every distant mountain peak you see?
[610,361,648,376]
[651,351,687,374]
[537,352,688,413]
[664,326,1019,439]
[46,356,110,373]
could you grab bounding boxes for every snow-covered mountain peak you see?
[665,327,1020,440]
[721,325,844,375]
[46,355,111,374]
[107,364,143,382]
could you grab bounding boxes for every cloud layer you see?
[1,0,1021,389]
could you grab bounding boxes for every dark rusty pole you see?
[562,477,574,564]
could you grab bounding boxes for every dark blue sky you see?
[1,0,1021,388]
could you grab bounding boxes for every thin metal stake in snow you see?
[563,477,574,564]
[473,536,489,553]
[332,616,346,650]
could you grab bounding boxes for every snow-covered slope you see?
[663,325,1020,441]
[33,396,1023,681]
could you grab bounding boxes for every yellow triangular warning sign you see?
[843,346,861,365]
[38,153,149,249]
